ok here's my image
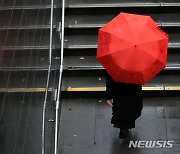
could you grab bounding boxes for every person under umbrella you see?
[96,12,168,139]
[106,71,143,139]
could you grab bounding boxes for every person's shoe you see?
[119,128,128,139]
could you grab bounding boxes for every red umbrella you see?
[96,12,168,85]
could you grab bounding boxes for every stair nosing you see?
[0,25,56,30]
[68,3,160,8]
[0,5,56,10]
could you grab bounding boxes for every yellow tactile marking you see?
[142,87,164,90]
[67,86,166,91]
[0,88,53,93]
[165,86,180,90]
[67,87,106,91]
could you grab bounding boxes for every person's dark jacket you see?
[106,72,143,128]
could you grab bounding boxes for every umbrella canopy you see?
[96,12,168,85]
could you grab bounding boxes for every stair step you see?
[63,54,180,70]
[61,72,180,91]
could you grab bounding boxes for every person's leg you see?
[119,128,129,139]
[118,119,135,139]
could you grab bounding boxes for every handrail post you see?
[42,0,54,153]
[54,0,65,153]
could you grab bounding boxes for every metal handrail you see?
[54,0,65,153]
[42,0,54,153]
